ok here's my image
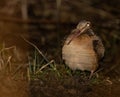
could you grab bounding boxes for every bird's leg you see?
[89,70,94,79]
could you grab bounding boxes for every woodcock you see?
[62,20,105,78]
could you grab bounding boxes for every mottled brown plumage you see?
[62,20,105,78]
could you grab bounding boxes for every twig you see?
[21,36,49,63]
[35,60,54,74]
[11,65,23,77]
[0,45,15,70]
[27,66,30,81]
[0,56,4,69]
[0,46,16,53]
[5,56,12,72]
[104,64,119,74]
[92,68,104,78]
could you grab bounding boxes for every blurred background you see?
[0,0,120,96]
[1,0,120,75]
[0,0,120,78]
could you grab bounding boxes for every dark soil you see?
[29,68,120,97]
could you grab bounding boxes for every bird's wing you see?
[92,35,105,60]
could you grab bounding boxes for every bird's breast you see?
[62,35,98,71]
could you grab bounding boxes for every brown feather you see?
[62,21,105,78]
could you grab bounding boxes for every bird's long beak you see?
[67,29,81,45]
[67,25,88,44]
[67,23,90,45]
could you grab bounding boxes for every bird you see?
[62,20,105,78]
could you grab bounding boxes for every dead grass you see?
[0,44,29,97]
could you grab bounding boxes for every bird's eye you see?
[86,22,90,27]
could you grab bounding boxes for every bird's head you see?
[76,20,91,34]
[67,20,91,44]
